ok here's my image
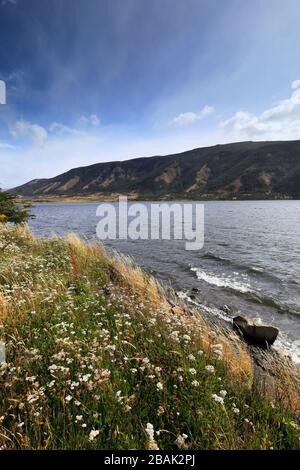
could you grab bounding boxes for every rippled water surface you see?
[29,200,300,361]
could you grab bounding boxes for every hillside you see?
[0,224,300,449]
[11,140,300,200]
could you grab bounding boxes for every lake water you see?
[29,200,300,362]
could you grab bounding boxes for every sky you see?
[1,0,300,188]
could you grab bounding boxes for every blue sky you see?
[1,0,300,188]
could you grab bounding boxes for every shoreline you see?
[15,194,298,205]
[0,224,300,449]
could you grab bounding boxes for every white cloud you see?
[49,122,85,137]
[78,113,100,127]
[291,80,300,90]
[0,141,14,149]
[220,80,300,140]
[173,105,214,127]
[10,120,48,147]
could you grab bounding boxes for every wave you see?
[190,266,300,318]
[202,251,282,282]
[190,266,254,294]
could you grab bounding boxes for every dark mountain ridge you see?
[10,140,300,199]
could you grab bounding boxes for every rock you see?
[191,287,199,294]
[222,304,232,315]
[233,316,279,347]
[189,294,196,301]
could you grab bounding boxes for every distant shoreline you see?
[16,193,295,205]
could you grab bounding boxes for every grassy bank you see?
[0,224,300,450]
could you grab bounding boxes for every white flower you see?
[212,393,224,405]
[145,423,154,440]
[187,354,195,361]
[189,368,196,375]
[232,407,240,415]
[25,376,37,382]
[174,433,188,449]
[156,382,163,391]
[205,365,215,374]
[145,423,159,450]
[219,390,227,397]
[89,430,100,441]
[65,395,72,402]
[192,380,199,387]
[75,415,83,422]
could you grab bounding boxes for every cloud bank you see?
[220,81,300,140]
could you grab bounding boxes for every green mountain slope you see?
[11,140,300,199]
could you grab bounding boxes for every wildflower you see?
[192,380,199,387]
[197,350,204,356]
[174,433,188,449]
[156,382,163,391]
[232,407,240,415]
[65,395,73,402]
[187,354,195,361]
[212,393,224,405]
[157,406,165,416]
[189,368,196,375]
[81,423,87,428]
[205,365,215,374]
[89,430,100,441]
[145,423,159,450]
[25,376,37,382]
[219,390,227,398]
[75,415,83,422]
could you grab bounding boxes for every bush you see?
[0,188,33,224]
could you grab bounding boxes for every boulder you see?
[222,304,232,315]
[233,316,279,347]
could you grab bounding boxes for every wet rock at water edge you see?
[233,315,279,347]
[222,304,232,315]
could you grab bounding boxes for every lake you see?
[29,200,300,362]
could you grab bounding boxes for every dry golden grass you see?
[112,252,170,312]
[0,291,8,323]
[254,350,300,412]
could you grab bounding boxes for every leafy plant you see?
[0,188,33,224]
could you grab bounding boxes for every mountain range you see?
[11,140,300,200]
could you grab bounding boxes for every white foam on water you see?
[177,290,232,323]
[190,266,254,294]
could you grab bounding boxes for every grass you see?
[0,223,299,449]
